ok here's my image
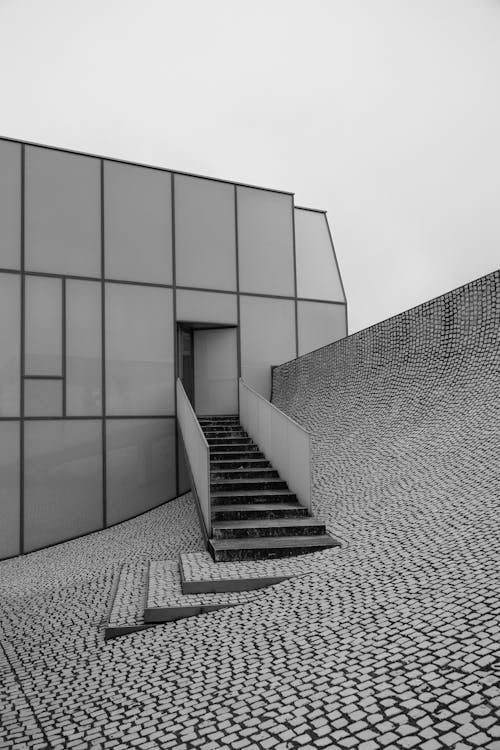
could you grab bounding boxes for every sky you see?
[0,0,499,333]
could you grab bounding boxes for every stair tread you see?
[209,535,339,550]
[212,489,296,497]
[212,477,285,485]
[213,518,321,529]
[211,502,303,512]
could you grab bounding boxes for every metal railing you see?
[238,378,312,512]
[176,379,212,536]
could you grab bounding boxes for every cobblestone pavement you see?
[1,271,500,749]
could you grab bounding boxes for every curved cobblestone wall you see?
[273,270,500,540]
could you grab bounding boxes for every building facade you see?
[0,136,347,560]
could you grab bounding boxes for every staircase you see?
[199,415,340,562]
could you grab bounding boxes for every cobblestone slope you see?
[1,271,499,749]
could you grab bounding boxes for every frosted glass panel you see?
[0,140,21,269]
[194,328,238,415]
[240,296,296,399]
[298,301,347,356]
[237,187,294,296]
[175,175,236,290]
[0,273,20,416]
[24,420,102,552]
[295,209,345,302]
[104,161,172,284]
[25,146,100,276]
[176,289,237,325]
[66,280,101,416]
[25,275,62,376]
[106,418,176,525]
[0,422,20,559]
[24,379,62,417]
[106,283,174,415]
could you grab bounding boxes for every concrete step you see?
[198,415,239,424]
[202,425,244,434]
[210,489,298,505]
[211,477,288,492]
[208,535,341,562]
[209,442,259,453]
[212,517,326,539]
[103,563,152,640]
[210,448,264,460]
[206,435,250,445]
[211,502,308,521]
[210,467,279,480]
[210,458,271,470]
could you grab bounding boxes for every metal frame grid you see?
[0,134,348,558]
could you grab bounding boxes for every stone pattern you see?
[180,548,341,583]
[147,561,263,608]
[108,563,149,627]
[1,270,499,749]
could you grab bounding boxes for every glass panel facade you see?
[175,175,236,291]
[104,161,172,284]
[24,420,102,552]
[0,273,20,416]
[106,418,176,525]
[297,301,346,356]
[24,379,63,417]
[25,275,62,376]
[240,295,296,398]
[66,280,101,416]
[176,289,237,325]
[237,187,295,296]
[0,140,21,269]
[25,147,100,277]
[0,422,20,559]
[106,283,174,415]
[295,209,345,302]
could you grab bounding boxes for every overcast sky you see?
[1,0,499,333]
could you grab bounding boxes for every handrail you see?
[176,378,211,537]
[238,378,312,512]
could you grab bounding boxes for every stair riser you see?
[211,545,333,562]
[207,437,250,446]
[212,525,326,540]
[210,469,279,480]
[198,417,239,423]
[212,508,308,522]
[202,425,243,433]
[210,444,259,453]
[210,460,271,470]
[210,494,297,505]
[211,480,288,492]
[210,450,264,460]
[205,433,248,441]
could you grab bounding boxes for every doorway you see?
[177,324,238,416]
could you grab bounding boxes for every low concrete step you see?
[208,534,341,562]
[207,435,250,445]
[210,458,271,470]
[201,424,243,433]
[210,468,279,480]
[210,489,298,505]
[212,517,326,539]
[211,477,288,492]
[103,562,152,640]
[211,502,308,521]
[198,415,239,423]
[209,442,257,453]
[210,448,264,460]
